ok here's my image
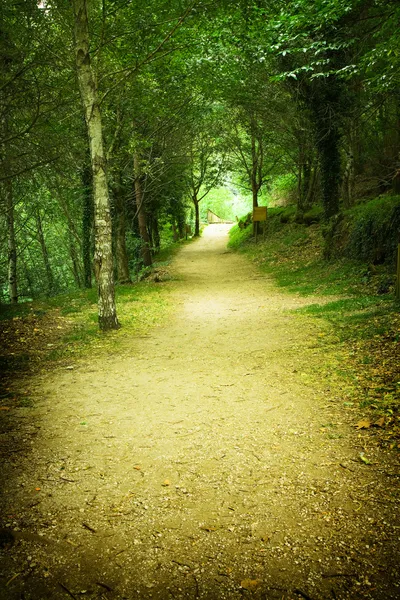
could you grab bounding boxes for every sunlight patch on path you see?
[0,225,398,600]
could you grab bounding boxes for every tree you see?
[72,0,119,331]
[183,105,226,236]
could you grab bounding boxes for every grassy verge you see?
[0,243,188,392]
[229,216,400,448]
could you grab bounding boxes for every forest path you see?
[1,225,399,600]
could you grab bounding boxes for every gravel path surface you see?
[1,224,399,600]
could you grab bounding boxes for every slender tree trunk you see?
[172,220,179,242]
[298,161,312,212]
[22,257,33,298]
[193,196,200,237]
[147,220,154,249]
[152,216,160,251]
[5,179,18,303]
[251,132,259,209]
[309,79,342,221]
[35,208,54,297]
[297,145,303,212]
[73,0,119,330]
[317,124,341,219]
[133,153,152,267]
[113,178,131,283]
[177,215,185,240]
[69,230,82,287]
[342,123,356,208]
[115,212,131,282]
[342,150,355,209]
[305,164,318,207]
[82,159,93,288]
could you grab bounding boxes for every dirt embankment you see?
[1,225,399,600]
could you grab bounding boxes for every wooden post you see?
[396,243,400,301]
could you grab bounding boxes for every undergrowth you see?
[229,210,400,448]
[0,241,188,388]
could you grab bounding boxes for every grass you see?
[229,218,396,299]
[0,240,188,373]
[228,213,400,443]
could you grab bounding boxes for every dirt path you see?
[1,225,399,600]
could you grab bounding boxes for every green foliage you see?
[228,206,396,298]
[1,0,400,328]
[200,187,233,221]
[303,205,323,224]
[266,174,297,206]
[326,195,400,264]
[267,205,297,226]
[200,185,252,221]
[227,223,253,249]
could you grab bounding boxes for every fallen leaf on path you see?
[0,407,11,411]
[162,479,170,486]
[374,417,385,427]
[133,465,141,470]
[359,453,372,465]
[241,579,262,590]
[355,419,371,430]
[200,526,217,532]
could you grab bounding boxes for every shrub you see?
[228,223,253,249]
[325,195,400,264]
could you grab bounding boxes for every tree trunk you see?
[342,149,355,209]
[115,212,131,283]
[73,0,119,330]
[133,153,152,267]
[5,179,18,303]
[177,214,185,239]
[82,159,93,288]
[152,216,160,251]
[22,257,33,299]
[251,127,259,209]
[342,122,356,209]
[193,196,200,237]
[172,221,179,242]
[69,230,82,287]
[317,124,341,219]
[310,79,342,221]
[305,164,318,207]
[113,178,131,283]
[35,208,54,297]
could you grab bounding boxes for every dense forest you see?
[1,0,400,329]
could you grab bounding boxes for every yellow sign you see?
[253,206,267,222]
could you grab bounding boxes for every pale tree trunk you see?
[133,153,152,267]
[35,208,54,297]
[73,0,119,330]
[5,179,18,303]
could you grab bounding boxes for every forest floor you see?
[1,224,399,600]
